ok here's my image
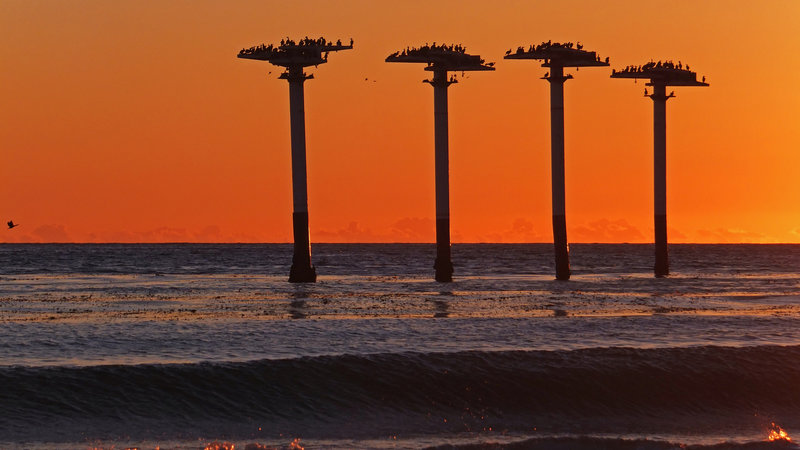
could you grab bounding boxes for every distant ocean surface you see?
[1,243,800,449]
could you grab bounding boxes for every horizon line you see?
[2,242,799,246]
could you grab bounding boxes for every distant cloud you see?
[668,226,687,240]
[390,217,433,242]
[316,221,380,243]
[316,218,436,243]
[481,218,547,243]
[571,218,646,243]
[192,225,222,241]
[506,218,546,242]
[695,227,766,243]
[103,230,138,243]
[85,226,245,243]
[139,227,189,241]
[32,224,71,242]
[2,230,35,243]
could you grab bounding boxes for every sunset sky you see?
[1,0,799,243]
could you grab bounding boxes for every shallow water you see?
[1,244,799,449]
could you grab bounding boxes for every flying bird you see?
[7,220,19,229]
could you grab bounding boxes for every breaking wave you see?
[3,345,800,443]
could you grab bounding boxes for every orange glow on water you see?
[768,423,792,442]
[204,442,235,450]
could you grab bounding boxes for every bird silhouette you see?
[7,220,19,229]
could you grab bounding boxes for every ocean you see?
[1,243,799,449]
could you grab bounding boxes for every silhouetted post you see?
[651,82,669,276]
[611,61,708,277]
[285,66,315,282]
[431,69,453,281]
[505,42,609,280]
[238,37,353,282]
[387,44,494,282]
[548,64,570,280]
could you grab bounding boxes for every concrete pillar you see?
[431,70,453,282]
[286,67,317,283]
[547,65,571,280]
[651,82,669,277]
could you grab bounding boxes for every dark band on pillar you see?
[654,214,668,277]
[434,217,453,282]
[289,211,316,282]
[553,214,571,280]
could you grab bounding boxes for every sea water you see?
[1,244,799,449]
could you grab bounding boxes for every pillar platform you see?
[387,43,494,282]
[238,37,353,282]
[505,41,609,280]
[611,61,708,277]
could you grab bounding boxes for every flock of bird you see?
[238,38,707,89]
[238,36,354,57]
[389,42,469,57]
[613,60,706,83]
[506,40,584,55]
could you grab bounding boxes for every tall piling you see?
[387,43,494,282]
[611,60,708,277]
[286,68,316,282]
[238,37,353,282]
[431,70,454,282]
[505,42,609,280]
[651,82,669,277]
[547,65,571,280]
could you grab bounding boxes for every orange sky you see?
[1,0,799,243]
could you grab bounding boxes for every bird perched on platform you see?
[7,220,19,229]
